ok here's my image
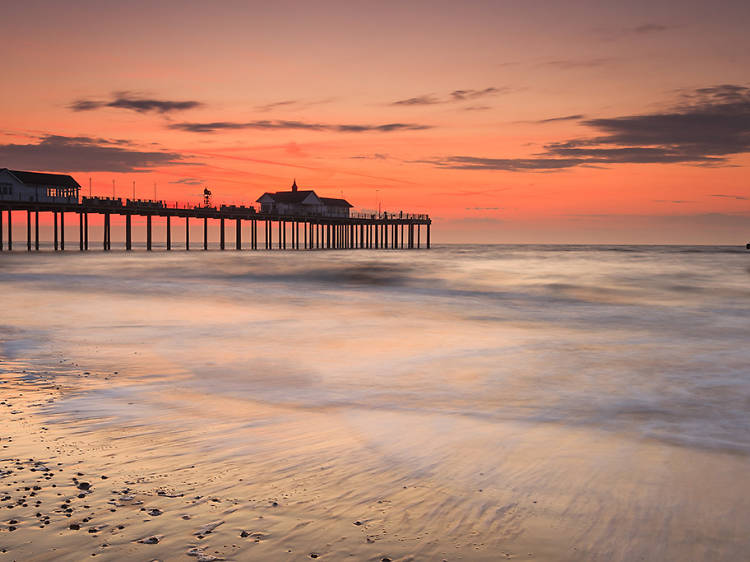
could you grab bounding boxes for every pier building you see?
[0,169,80,203]
[257,180,353,217]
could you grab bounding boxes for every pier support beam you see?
[417,224,420,249]
[426,223,430,249]
[235,218,241,250]
[79,212,84,251]
[54,212,58,251]
[185,217,190,250]
[126,214,132,250]
[35,212,39,251]
[84,213,88,250]
[203,217,208,250]
[60,212,65,251]
[147,215,152,251]
[7,210,11,251]
[220,217,225,250]
[26,210,31,251]
[0,210,3,251]
[166,215,171,250]
[102,213,109,251]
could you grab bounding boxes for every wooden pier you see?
[0,199,431,252]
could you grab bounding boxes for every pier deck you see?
[0,200,431,252]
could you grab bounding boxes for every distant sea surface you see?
[2,244,750,560]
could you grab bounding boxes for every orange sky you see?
[2,0,749,243]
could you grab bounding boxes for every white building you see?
[256,180,352,217]
[0,169,81,203]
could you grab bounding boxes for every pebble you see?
[137,535,163,544]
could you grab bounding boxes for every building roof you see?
[256,190,318,204]
[320,196,353,208]
[256,182,352,208]
[5,169,81,188]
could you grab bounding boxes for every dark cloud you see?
[391,87,505,106]
[424,84,750,171]
[711,194,749,200]
[70,91,203,114]
[535,114,585,123]
[0,135,186,172]
[169,120,431,133]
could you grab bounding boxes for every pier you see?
[0,199,431,252]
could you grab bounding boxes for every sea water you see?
[2,245,749,559]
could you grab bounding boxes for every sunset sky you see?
[2,0,749,243]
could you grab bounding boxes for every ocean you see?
[2,244,749,560]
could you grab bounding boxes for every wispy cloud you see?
[254,98,335,112]
[631,23,671,34]
[0,135,187,172]
[70,91,203,114]
[543,58,614,69]
[422,84,750,171]
[392,95,441,106]
[350,153,389,160]
[535,114,585,123]
[391,87,507,106]
[711,194,749,200]
[170,120,431,134]
[170,177,204,186]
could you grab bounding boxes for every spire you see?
[291,178,298,192]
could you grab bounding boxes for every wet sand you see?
[3,359,750,561]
